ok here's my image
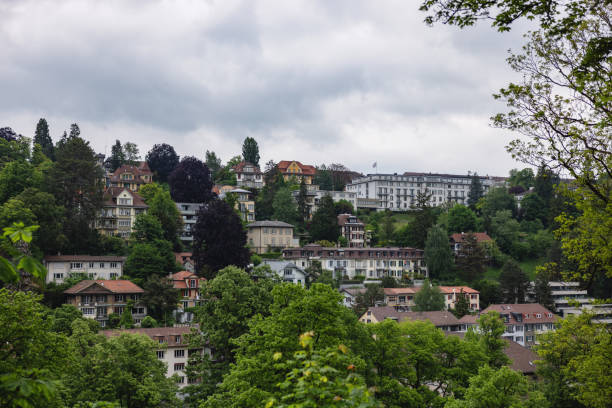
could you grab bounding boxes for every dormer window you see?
[536,313,542,318]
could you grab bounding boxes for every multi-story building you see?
[526,281,592,316]
[108,162,153,192]
[247,221,299,254]
[171,271,205,309]
[97,187,148,238]
[100,326,207,388]
[337,213,365,247]
[175,202,204,244]
[382,286,480,311]
[64,280,147,327]
[480,304,558,348]
[283,244,427,281]
[219,188,255,222]
[231,161,264,189]
[261,259,308,286]
[44,255,126,284]
[359,307,463,332]
[345,172,495,211]
[277,160,316,184]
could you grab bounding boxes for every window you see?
[82,308,95,315]
[176,376,185,384]
[110,262,118,268]
[183,289,189,297]
[515,325,524,332]
[96,295,107,302]
[82,295,92,304]
[547,313,553,318]
[110,273,118,279]
[174,349,185,358]
[536,313,542,318]
[515,336,524,343]
[156,350,165,359]
[189,279,196,288]
[89,262,95,268]
[114,306,124,314]
[526,336,534,342]
[54,273,64,280]
[115,295,125,302]
[118,220,131,227]
[132,307,145,314]
[96,306,107,316]
[118,198,131,205]
[175,335,181,344]
[130,294,140,301]
[174,363,185,371]
[99,263,105,268]
[70,262,83,269]
[119,208,131,216]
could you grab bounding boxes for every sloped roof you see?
[110,163,152,182]
[103,187,148,208]
[232,161,262,174]
[100,326,197,347]
[248,220,295,228]
[45,255,126,262]
[277,160,316,175]
[64,280,144,294]
[384,288,417,295]
[438,286,479,294]
[482,304,558,323]
[365,306,460,326]
[450,232,492,244]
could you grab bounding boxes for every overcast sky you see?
[0,0,532,177]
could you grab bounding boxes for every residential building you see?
[219,188,255,222]
[100,326,207,388]
[345,172,495,211]
[176,202,204,244]
[338,213,366,247]
[359,306,463,332]
[247,221,299,254]
[97,187,148,238]
[382,286,479,312]
[171,271,205,309]
[44,255,126,284]
[108,162,153,192]
[261,259,308,286]
[526,281,592,316]
[481,304,558,348]
[277,160,316,184]
[64,280,147,327]
[283,244,428,281]
[563,303,612,325]
[292,188,358,218]
[231,161,264,189]
[175,252,195,273]
[339,287,366,307]
[449,232,492,254]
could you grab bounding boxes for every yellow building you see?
[97,187,148,238]
[277,160,316,184]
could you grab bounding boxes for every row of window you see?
[70,262,120,269]
[54,272,119,280]
[81,294,140,303]
[261,228,292,235]
[81,306,144,315]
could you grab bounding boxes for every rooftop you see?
[248,220,295,228]
[45,255,127,262]
[64,279,144,294]
[364,306,461,326]
[100,326,197,347]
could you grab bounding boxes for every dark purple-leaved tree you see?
[192,199,250,279]
[146,143,179,182]
[168,156,215,203]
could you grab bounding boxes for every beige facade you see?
[247,221,298,254]
[44,255,126,284]
[97,187,147,238]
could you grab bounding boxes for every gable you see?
[75,282,113,294]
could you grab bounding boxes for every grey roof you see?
[248,220,295,228]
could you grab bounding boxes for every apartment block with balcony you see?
[100,326,207,388]
[481,304,558,348]
[247,221,298,254]
[337,213,366,247]
[526,281,593,316]
[345,172,496,211]
[219,188,255,222]
[97,187,148,238]
[176,202,204,244]
[231,161,264,189]
[283,244,427,281]
[44,255,126,284]
[64,280,147,327]
[107,162,153,192]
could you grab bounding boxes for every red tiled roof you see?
[103,187,148,208]
[277,161,316,176]
[450,232,492,243]
[64,279,144,294]
[458,314,479,324]
[110,163,152,183]
[100,326,198,347]
[384,288,417,295]
[482,304,558,324]
[438,286,479,294]
[172,271,197,280]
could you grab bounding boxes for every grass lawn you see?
[484,258,543,281]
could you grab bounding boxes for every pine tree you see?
[106,139,125,172]
[33,118,54,160]
[467,173,484,209]
[413,280,446,311]
[242,137,260,167]
[297,177,309,225]
[499,259,529,303]
[456,232,487,282]
[453,290,470,318]
[309,195,339,242]
[424,225,453,280]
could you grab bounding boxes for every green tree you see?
[536,313,612,408]
[447,204,478,234]
[15,188,66,255]
[352,284,384,316]
[145,143,179,183]
[0,127,30,166]
[124,240,177,282]
[479,188,517,222]
[508,168,535,190]
[140,315,157,328]
[131,213,164,243]
[105,140,125,172]
[467,173,483,209]
[455,232,487,282]
[119,300,134,329]
[34,118,54,160]
[296,177,309,224]
[309,195,339,242]
[424,225,453,280]
[241,137,260,167]
[395,191,436,248]
[452,291,470,318]
[0,160,38,204]
[413,280,445,311]
[498,259,529,303]
[334,199,354,215]
[519,193,548,224]
[147,189,183,248]
[445,365,547,408]
[489,210,521,256]
[205,150,222,180]
[472,311,509,368]
[533,263,556,311]
[122,142,140,165]
[272,187,299,225]
[138,182,164,204]
[473,279,502,309]
[142,276,180,325]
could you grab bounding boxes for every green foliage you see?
[241,137,260,167]
[352,284,384,317]
[140,315,157,328]
[106,140,125,172]
[479,188,517,222]
[119,301,134,329]
[310,195,340,243]
[138,182,164,203]
[15,188,66,255]
[498,259,529,303]
[533,263,556,311]
[455,233,487,282]
[148,188,183,248]
[48,304,85,336]
[508,168,535,190]
[424,225,453,280]
[413,280,445,311]
[272,187,299,225]
[334,199,355,215]
[145,143,179,183]
[536,313,612,408]
[131,213,164,242]
[0,222,46,284]
[34,118,54,160]
[141,276,179,325]
[0,130,31,165]
[473,279,502,309]
[0,160,38,203]
[489,210,522,257]
[467,173,483,209]
[205,150,222,180]
[473,311,509,368]
[452,291,470,318]
[447,204,478,234]
[395,191,436,248]
[124,240,177,282]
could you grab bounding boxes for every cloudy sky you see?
[0,0,532,177]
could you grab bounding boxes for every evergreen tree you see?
[192,199,250,279]
[241,137,260,167]
[534,263,556,311]
[498,259,529,303]
[106,139,125,172]
[205,150,222,179]
[146,143,179,182]
[455,232,487,282]
[424,225,453,280]
[309,195,339,242]
[467,173,484,209]
[413,280,446,311]
[297,177,309,224]
[33,118,54,160]
[452,290,470,318]
[272,187,299,225]
[142,276,180,325]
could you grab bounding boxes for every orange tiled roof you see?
[64,279,144,294]
[438,286,479,294]
[277,161,316,176]
[103,187,148,207]
[450,232,492,243]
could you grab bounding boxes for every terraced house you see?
[283,244,427,280]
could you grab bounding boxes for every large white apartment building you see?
[44,255,126,284]
[345,172,500,211]
[282,244,427,281]
[176,202,204,244]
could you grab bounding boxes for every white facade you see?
[345,173,494,211]
[262,259,308,286]
[176,202,204,243]
[44,256,126,284]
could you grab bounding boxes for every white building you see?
[527,281,593,316]
[282,244,427,281]
[345,172,496,211]
[44,255,126,284]
[261,259,309,286]
[176,202,204,244]
[292,188,358,217]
